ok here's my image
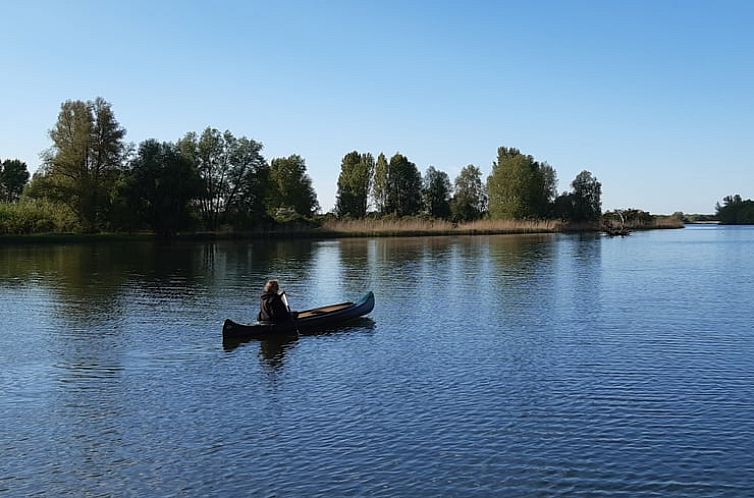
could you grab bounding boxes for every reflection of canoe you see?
[222,291,375,340]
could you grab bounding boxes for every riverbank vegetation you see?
[2,97,686,238]
[715,195,754,224]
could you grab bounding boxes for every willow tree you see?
[43,98,126,231]
[177,128,266,230]
[335,151,374,218]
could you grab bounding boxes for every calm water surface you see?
[2,226,754,496]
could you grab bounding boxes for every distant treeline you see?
[716,195,754,224]
[2,97,611,236]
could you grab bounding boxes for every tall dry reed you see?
[322,218,560,235]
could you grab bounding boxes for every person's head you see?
[264,279,280,294]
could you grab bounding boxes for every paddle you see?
[280,291,300,334]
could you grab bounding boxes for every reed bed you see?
[649,216,685,229]
[321,218,560,236]
[457,219,561,233]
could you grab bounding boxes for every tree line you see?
[19,98,319,234]
[335,146,603,223]
[2,97,605,235]
[716,194,754,224]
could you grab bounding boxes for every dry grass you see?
[649,216,685,229]
[321,218,561,236]
[458,219,561,233]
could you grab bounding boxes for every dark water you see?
[2,226,754,496]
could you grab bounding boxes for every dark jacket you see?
[258,292,291,322]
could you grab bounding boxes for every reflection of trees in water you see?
[218,239,317,285]
[486,234,559,319]
[0,243,132,327]
[562,233,603,317]
[367,237,457,297]
[488,233,556,276]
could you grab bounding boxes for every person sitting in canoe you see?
[258,279,293,323]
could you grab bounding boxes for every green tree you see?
[335,151,374,218]
[387,153,422,216]
[268,154,319,218]
[177,128,266,230]
[716,194,754,224]
[231,159,272,228]
[450,164,486,222]
[552,192,574,220]
[487,147,556,220]
[123,140,202,235]
[43,98,126,231]
[422,166,452,219]
[0,159,30,202]
[372,153,390,214]
[571,170,602,222]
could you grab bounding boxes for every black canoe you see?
[222,291,375,340]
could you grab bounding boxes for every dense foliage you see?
[0,159,30,202]
[422,167,452,219]
[269,155,320,220]
[716,195,754,224]
[120,140,202,235]
[177,128,268,230]
[562,170,602,222]
[42,98,127,231]
[450,165,486,222]
[3,98,619,236]
[0,199,79,234]
[487,147,557,219]
[335,151,373,218]
[371,153,423,216]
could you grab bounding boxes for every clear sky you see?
[2,0,753,214]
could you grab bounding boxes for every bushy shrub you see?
[0,200,80,234]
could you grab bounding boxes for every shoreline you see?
[0,220,685,244]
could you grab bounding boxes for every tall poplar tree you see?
[335,151,374,218]
[372,153,390,214]
[44,98,126,231]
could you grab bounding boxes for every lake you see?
[2,226,754,496]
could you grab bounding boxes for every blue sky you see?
[1,0,752,214]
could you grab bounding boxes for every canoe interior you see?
[297,302,352,319]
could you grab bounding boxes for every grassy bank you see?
[1,215,685,244]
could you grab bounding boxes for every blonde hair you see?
[264,279,279,293]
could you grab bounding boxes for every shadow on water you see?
[222,318,377,367]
